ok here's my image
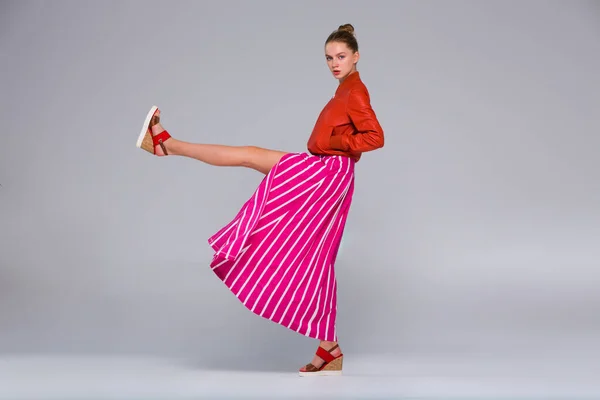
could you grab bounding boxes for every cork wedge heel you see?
[136,105,171,155]
[299,344,343,377]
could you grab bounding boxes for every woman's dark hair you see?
[325,23,358,53]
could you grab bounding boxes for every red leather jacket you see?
[306,71,384,162]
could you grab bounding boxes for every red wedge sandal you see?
[298,344,344,377]
[136,105,171,155]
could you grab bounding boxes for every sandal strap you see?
[152,130,171,155]
[152,130,171,145]
[328,344,339,353]
[315,345,337,364]
[303,363,319,372]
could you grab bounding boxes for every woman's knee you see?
[241,145,287,174]
[240,146,263,169]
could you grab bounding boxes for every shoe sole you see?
[298,370,342,377]
[136,105,158,149]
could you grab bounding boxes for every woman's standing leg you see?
[149,110,288,175]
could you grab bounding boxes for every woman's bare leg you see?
[151,111,288,175]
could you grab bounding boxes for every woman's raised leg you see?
[146,110,289,175]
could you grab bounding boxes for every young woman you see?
[136,24,384,376]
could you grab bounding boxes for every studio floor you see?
[0,352,598,399]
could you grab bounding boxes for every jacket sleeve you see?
[329,88,384,152]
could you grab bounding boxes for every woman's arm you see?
[329,88,385,152]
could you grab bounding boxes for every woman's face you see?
[325,41,359,81]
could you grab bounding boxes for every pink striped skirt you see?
[207,152,355,342]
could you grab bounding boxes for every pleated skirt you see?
[207,152,355,342]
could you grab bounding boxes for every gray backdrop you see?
[1,0,599,370]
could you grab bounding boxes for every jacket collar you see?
[336,71,360,93]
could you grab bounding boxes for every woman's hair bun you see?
[337,24,355,35]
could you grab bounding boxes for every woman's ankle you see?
[162,137,178,155]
